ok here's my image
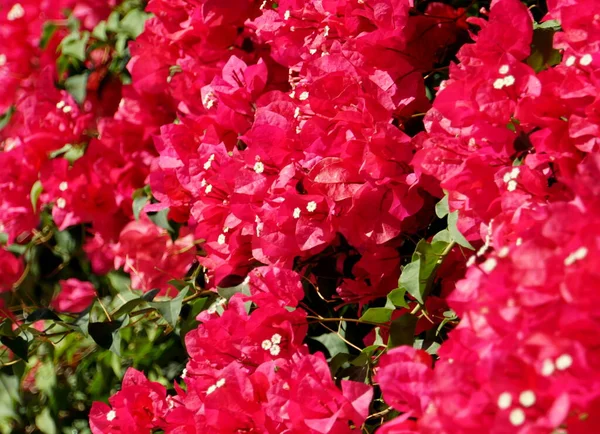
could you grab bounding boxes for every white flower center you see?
[541,358,555,376]
[56,198,66,209]
[555,353,573,370]
[205,184,213,194]
[106,410,116,421]
[519,390,536,407]
[269,344,281,356]
[293,207,301,219]
[509,408,525,426]
[217,234,226,245]
[0,54,6,66]
[59,182,68,192]
[306,201,317,212]
[564,247,588,266]
[497,392,512,409]
[498,65,510,75]
[298,91,309,101]
[565,55,576,67]
[580,54,593,66]
[7,3,25,21]
[254,161,265,174]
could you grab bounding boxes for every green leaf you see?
[88,318,128,355]
[527,23,562,73]
[149,288,187,329]
[92,20,108,40]
[387,287,408,308]
[120,9,151,38]
[133,195,149,220]
[35,362,57,395]
[387,314,418,349]
[311,333,348,359]
[64,73,89,104]
[448,210,474,249]
[0,106,15,131]
[40,22,58,49]
[359,307,394,324]
[30,180,43,212]
[0,336,29,361]
[111,288,160,318]
[217,279,250,300]
[399,260,423,304]
[435,195,449,218]
[35,408,56,434]
[61,31,90,62]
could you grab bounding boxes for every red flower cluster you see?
[90,266,374,433]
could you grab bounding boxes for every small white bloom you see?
[217,234,226,245]
[323,25,330,37]
[516,237,523,246]
[309,48,317,55]
[498,65,510,75]
[565,55,577,67]
[56,198,66,209]
[509,167,520,178]
[181,368,188,379]
[497,246,510,258]
[215,378,226,388]
[0,54,6,66]
[269,344,281,356]
[298,91,309,101]
[206,384,217,395]
[306,201,317,212]
[254,161,265,173]
[580,54,593,66]
[7,3,25,21]
[497,392,512,409]
[271,333,282,344]
[106,410,116,421]
[503,75,516,87]
[481,257,498,273]
[284,10,291,20]
[293,207,301,219]
[564,246,588,266]
[260,0,268,10]
[282,382,290,390]
[294,107,301,118]
[205,184,213,194]
[541,358,555,376]
[493,78,506,90]
[519,390,536,407]
[509,408,525,426]
[59,181,68,192]
[63,105,73,113]
[507,180,518,191]
[262,339,273,350]
[555,353,573,370]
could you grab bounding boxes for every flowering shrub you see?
[1,0,599,432]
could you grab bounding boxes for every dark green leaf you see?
[527,24,562,73]
[1,336,29,361]
[40,22,59,49]
[387,314,418,349]
[88,320,123,350]
[25,308,61,323]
